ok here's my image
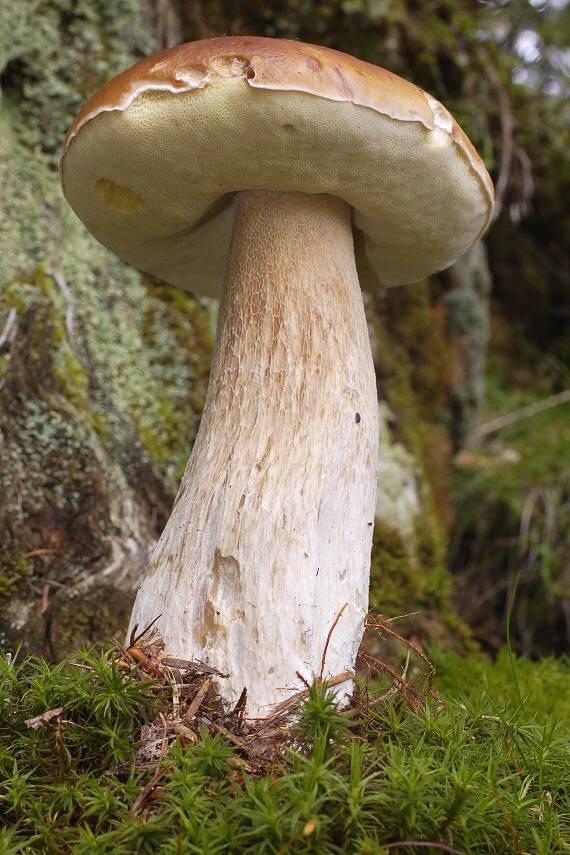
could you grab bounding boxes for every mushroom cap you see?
[61,36,494,296]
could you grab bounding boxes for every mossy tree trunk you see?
[0,0,213,656]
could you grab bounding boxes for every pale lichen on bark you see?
[0,0,212,655]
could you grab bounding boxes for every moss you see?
[371,282,453,524]
[365,281,467,642]
[369,518,468,648]
[2,645,570,852]
[0,552,29,601]
[47,586,133,659]
[139,278,213,485]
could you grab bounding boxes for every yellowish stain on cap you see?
[95,178,143,213]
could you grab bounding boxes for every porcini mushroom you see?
[60,37,493,716]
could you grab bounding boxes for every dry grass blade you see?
[319,602,348,681]
[366,613,436,688]
[359,650,424,709]
[257,670,354,730]
[474,389,570,437]
[130,765,167,815]
[361,686,400,710]
[129,614,163,648]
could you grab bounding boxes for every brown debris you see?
[184,677,211,722]
[25,707,63,730]
[115,611,440,787]
[360,612,442,711]
[130,765,167,816]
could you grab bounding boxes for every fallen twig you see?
[126,644,164,678]
[359,651,423,707]
[130,765,167,815]
[366,613,435,688]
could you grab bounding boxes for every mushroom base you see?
[128,191,378,717]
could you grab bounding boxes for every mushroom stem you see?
[128,190,378,716]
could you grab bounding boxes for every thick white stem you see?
[128,191,378,716]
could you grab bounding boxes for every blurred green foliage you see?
[451,349,570,656]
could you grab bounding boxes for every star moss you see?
[1,646,569,853]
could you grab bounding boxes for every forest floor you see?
[2,617,570,854]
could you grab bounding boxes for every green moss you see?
[138,278,213,484]
[48,587,133,658]
[370,518,466,648]
[2,646,570,852]
[366,282,466,643]
[372,282,454,526]
[0,553,29,601]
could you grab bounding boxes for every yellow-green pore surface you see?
[61,38,493,297]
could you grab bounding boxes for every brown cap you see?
[61,36,494,295]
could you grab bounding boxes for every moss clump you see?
[367,281,465,642]
[1,646,570,852]
[140,278,213,485]
[46,587,134,660]
[370,521,469,649]
[0,553,29,601]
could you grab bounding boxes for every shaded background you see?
[0,0,568,661]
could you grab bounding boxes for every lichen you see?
[376,402,422,547]
[443,241,492,449]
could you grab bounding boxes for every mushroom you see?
[60,37,493,716]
